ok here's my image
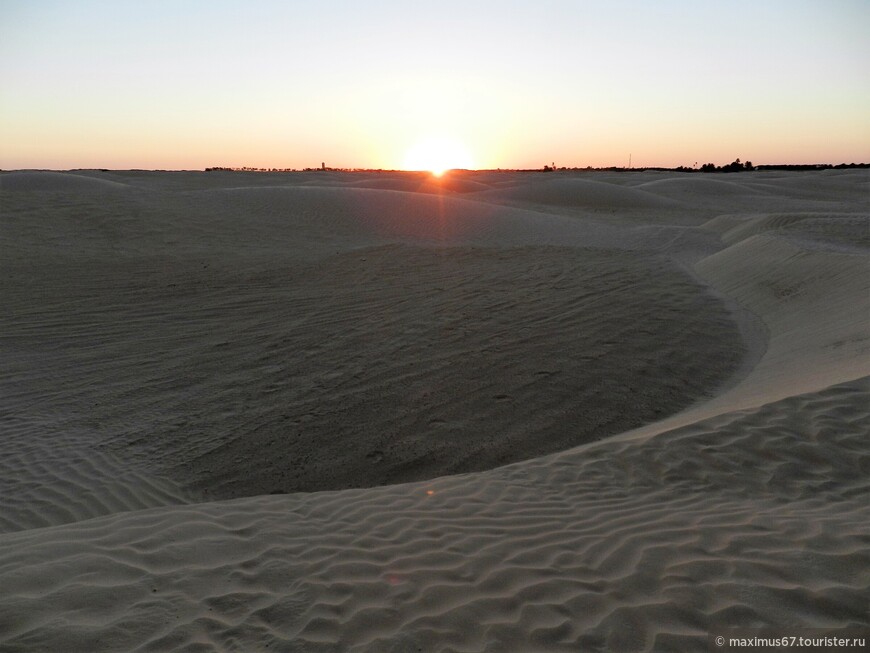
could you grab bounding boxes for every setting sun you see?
[403,136,474,176]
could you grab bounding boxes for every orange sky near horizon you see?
[1,1,868,171]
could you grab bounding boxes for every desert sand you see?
[0,167,867,651]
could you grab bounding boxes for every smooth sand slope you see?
[0,168,867,651]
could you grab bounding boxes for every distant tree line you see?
[755,162,869,171]
[204,165,389,173]
[541,160,869,173]
[678,161,869,173]
[695,159,754,173]
[205,166,299,172]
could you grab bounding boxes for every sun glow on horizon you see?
[403,136,474,176]
[0,3,867,170]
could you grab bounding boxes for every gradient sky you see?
[1,0,868,170]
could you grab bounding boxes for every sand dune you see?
[0,177,726,265]
[476,177,684,212]
[343,173,491,194]
[703,212,870,252]
[0,170,131,192]
[0,169,867,651]
[637,173,861,216]
[695,230,869,404]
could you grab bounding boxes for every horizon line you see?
[3,161,869,174]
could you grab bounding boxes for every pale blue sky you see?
[1,0,867,169]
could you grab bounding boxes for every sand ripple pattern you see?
[0,414,197,533]
[0,378,866,652]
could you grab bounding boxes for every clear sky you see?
[1,0,868,170]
